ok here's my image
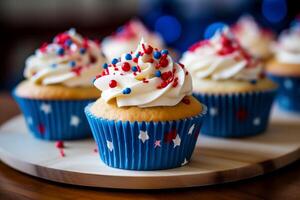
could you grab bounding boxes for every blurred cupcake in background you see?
[180,28,277,137]
[266,24,300,113]
[231,15,274,61]
[85,39,207,170]
[14,29,104,140]
[101,19,165,62]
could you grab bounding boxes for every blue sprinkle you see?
[122,87,131,94]
[56,47,65,56]
[65,39,72,47]
[112,58,118,65]
[153,51,161,59]
[125,53,132,60]
[155,70,161,77]
[161,49,169,55]
[102,63,108,69]
[79,48,86,54]
[69,61,76,67]
[131,66,138,72]
[250,80,257,85]
[51,63,57,68]
[135,52,140,58]
[116,26,124,33]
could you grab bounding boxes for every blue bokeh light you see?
[204,22,227,39]
[155,15,182,43]
[262,0,287,24]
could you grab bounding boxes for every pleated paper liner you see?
[267,74,300,113]
[194,89,277,137]
[13,92,95,140]
[85,104,207,170]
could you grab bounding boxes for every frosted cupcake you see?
[266,25,300,112]
[85,39,207,170]
[14,29,104,140]
[101,19,165,62]
[180,28,277,137]
[231,15,274,61]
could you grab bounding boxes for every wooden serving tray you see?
[0,107,299,189]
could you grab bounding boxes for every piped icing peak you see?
[274,25,300,64]
[180,27,263,81]
[102,19,164,61]
[231,15,274,59]
[24,28,104,87]
[94,39,192,108]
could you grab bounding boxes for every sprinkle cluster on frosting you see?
[101,19,164,62]
[231,16,274,59]
[24,29,104,87]
[94,39,192,108]
[180,28,263,82]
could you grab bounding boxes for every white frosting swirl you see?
[231,16,274,59]
[94,39,192,108]
[180,28,262,81]
[24,29,104,87]
[274,26,300,64]
[102,19,165,62]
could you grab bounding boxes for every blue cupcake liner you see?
[13,91,95,140]
[267,74,300,113]
[85,104,207,170]
[193,89,276,138]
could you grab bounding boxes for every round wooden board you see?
[0,107,300,189]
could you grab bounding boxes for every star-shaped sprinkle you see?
[253,117,261,126]
[210,107,218,116]
[173,134,181,148]
[284,79,293,89]
[106,140,114,152]
[27,116,33,125]
[40,103,51,114]
[138,130,149,143]
[181,158,189,166]
[188,124,195,135]
[70,115,80,127]
[154,140,161,148]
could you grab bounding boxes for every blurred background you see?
[0,0,299,90]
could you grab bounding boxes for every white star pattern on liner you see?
[210,107,218,116]
[284,79,293,89]
[27,117,33,125]
[154,140,161,148]
[70,115,80,127]
[188,124,195,135]
[40,103,52,114]
[173,134,181,148]
[138,130,149,143]
[106,140,114,152]
[253,117,261,126]
[181,158,188,166]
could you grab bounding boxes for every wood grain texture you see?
[1,92,300,199]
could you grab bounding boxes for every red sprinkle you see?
[142,43,153,54]
[121,62,131,71]
[55,141,64,148]
[93,148,98,153]
[59,149,65,157]
[182,97,190,105]
[142,78,149,83]
[39,42,48,53]
[71,66,83,76]
[109,80,117,88]
[133,57,139,63]
[188,40,210,52]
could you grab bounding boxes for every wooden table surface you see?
[1,92,300,200]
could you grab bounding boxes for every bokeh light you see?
[155,15,182,43]
[204,22,227,39]
[262,0,287,23]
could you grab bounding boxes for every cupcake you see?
[85,39,207,170]
[266,25,300,113]
[180,28,277,137]
[231,15,274,61]
[101,19,165,62]
[14,29,104,140]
